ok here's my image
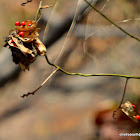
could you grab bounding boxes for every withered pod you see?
[4,20,46,71]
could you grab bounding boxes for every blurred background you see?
[0,0,140,139]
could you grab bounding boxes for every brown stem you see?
[113,78,129,119]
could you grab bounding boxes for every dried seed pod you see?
[33,37,47,56]
[4,20,46,71]
[121,101,139,123]
[15,20,39,41]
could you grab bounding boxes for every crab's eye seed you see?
[18,31,24,37]
[136,115,140,120]
[11,40,16,46]
[28,23,32,26]
[131,103,136,109]
[132,105,136,109]
[11,40,14,43]
[21,21,26,26]
[15,21,20,26]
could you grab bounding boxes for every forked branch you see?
[21,68,58,98]
[21,54,140,98]
[21,0,140,98]
[44,54,140,80]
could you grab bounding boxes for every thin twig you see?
[100,0,110,11]
[21,68,58,98]
[35,0,51,22]
[83,0,110,60]
[113,78,129,119]
[35,0,42,22]
[21,0,32,6]
[84,17,140,41]
[54,0,82,64]
[84,0,140,42]
[44,54,140,79]
[43,0,59,43]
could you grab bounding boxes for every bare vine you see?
[20,0,140,98]
[15,0,140,120]
[21,54,140,98]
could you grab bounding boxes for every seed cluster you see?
[121,101,140,123]
[4,20,46,71]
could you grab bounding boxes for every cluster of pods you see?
[121,101,140,123]
[4,20,46,71]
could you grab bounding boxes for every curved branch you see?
[21,54,140,98]
[44,54,140,80]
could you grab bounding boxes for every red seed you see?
[11,40,14,43]
[21,21,26,26]
[11,40,16,46]
[136,115,140,120]
[18,31,24,37]
[15,21,20,26]
[132,105,136,109]
[131,103,136,109]
[28,23,32,26]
